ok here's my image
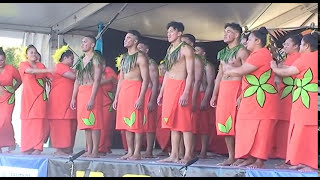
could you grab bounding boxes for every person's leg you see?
[128,132,143,160]
[198,134,209,159]
[217,136,236,165]
[237,155,256,167]
[179,131,193,164]
[159,130,180,163]
[84,130,93,157]
[90,129,101,158]
[142,132,155,158]
[178,136,185,160]
[120,131,134,160]
[247,158,265,169]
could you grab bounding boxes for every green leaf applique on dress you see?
[243,69,277,107]
[143,115,146,125]
[107,92,114,112]
[292,68,317,108]
[164,118,169,123]
[124,112,136,127]
[281,77,294,99]
[218,115,233,133]
[37,78,47,101]
[82,111,95,126]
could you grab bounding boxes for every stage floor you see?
[0,147,318,177]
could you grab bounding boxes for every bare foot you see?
[246,159,264,169]
[127,154,141,160]
[119,153,133,160]
[288,164,305,170]
[230,159,245,166]
[142,152,154,158]
[156,151,169,157]
[7,144,16,153]
[158,156,179,163]
[178,156,192,164]
[298,166,317,172]
[237,158,256,167]
[98,152,107,156]
[82,152,91,157]
[89,153,100,158]
[54,151,69,156]
[217,158,236,166]
[275,163,291,169]
[198,153,207,159]
[31,150,42,155]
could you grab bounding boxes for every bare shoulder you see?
[137,52,148,62]
[181,44,194,55]
[237,47,249,59]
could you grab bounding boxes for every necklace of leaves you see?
[164,41,188,71]
[75,52,101,85]
[121,51,139,74]
[217,44,243,63]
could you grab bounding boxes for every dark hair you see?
[288,34,303,46]
[241,33,249,41]
[167,21,184,32]
[182,34,196,46]
[127,30,141,44]
[251,27,269,47]
[139,38,150,49]
[26,44,37,53]
[59,50,73,62]
[302,32,318,52]
[85,35,96,44]
[0,47,5,58]
[195,44,207,53]
[37,51,42,62]
[225,22,243,35]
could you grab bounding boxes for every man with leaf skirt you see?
[210,23,249,166]
[113,30,149,160]
[137,39,159,158]
[0,48,22,153]
[71,36,103,158]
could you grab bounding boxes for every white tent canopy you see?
[0,3,318,41]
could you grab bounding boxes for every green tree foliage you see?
[3,46,22,69]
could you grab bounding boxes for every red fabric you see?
[20,119,47,152]
[77,85,103,130]
[235,119,277,160]
[0,65,20,147]
[161,78,193,132]
[269,121,289,159]
[47,63,76,119]
[207,108,228,154]
[238,48,279,120]
[155,99,171,151]
[216,81,241,136]
[19,62,48,119]
[49,119,77,149]
[99,67,117,153]
[115,80,144,133]
[285,51,318,169]
[143,88,157,133]
[191,90,201,134]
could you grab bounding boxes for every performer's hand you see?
[236,96,242,110]
[200,100,208,111]
[157,94,163,106]
[210,95,217,108]
[179,93,188,106]
[134,98,144,110]
[112,99,118,110]
[147,101,156,112]
[70,98,76,110]
[87,98,95,111]
[270,61,277,69]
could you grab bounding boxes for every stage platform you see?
[0,147,318,177]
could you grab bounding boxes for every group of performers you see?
[0,20,317,172]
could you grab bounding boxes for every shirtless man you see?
[157,21,195,164]
[71,35,103,158]
[194,44,216,158]
[210,22,249,166]
[181,34,204,159]
[113,30,149,160]
[137,39,159,158]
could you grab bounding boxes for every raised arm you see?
[270,61,299,77]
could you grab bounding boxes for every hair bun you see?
[258,27,268,35]
[310,31,319,39]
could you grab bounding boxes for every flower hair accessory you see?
[115,54,123,72]
[52,45,69,64]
